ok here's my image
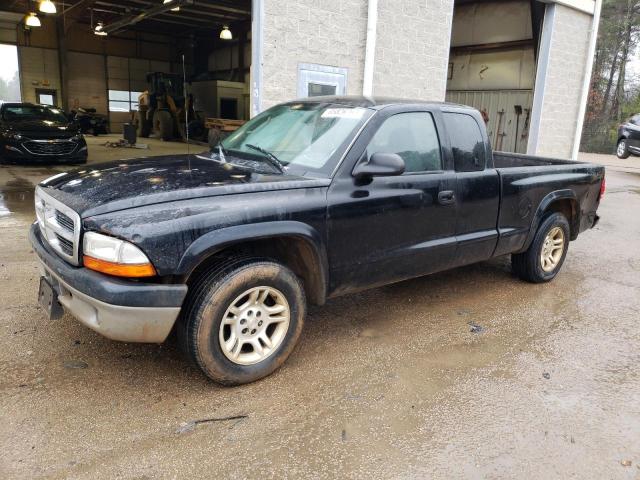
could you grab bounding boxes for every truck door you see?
[327,108,457,295]
[442,111,500,267]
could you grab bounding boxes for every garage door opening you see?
[446,0,545,153]
[0,44,21,103]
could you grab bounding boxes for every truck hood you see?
[38,154,330,218]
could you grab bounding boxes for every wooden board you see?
[204,118,246,132]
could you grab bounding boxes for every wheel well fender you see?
[177,221,328,305]
[522,190,579,250]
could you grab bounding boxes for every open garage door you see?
[447,0,543,154]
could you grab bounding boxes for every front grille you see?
[55,210,74,232]
[23,140,77,156]
[55,233,74,256]
[35,187,80,265]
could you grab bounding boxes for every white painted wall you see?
[528,4,593,157]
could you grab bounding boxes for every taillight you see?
[599,177,606,201]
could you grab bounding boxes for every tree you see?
[582,0,640,152]
[0,72,21,103]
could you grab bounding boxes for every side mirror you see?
[353,152,405,179]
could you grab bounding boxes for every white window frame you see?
[297,63,348,98]
[108,90,142,112]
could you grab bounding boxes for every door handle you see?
[438,190,455,205]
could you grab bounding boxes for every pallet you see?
[204,118,245,132]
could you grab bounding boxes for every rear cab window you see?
[443,112,486,172]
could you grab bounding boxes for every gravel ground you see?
[0,144,639,479]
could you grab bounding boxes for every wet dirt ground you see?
[0,145,639,479]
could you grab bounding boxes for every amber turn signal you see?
[83,255,156,278]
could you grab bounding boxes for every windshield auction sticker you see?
[321,108,365,119]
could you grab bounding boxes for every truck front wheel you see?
[512,212,570,283]
[177,257,306,385]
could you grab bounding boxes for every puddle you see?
[0,177,35,218]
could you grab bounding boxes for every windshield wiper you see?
[245,143,286,173]
[217,144,227,163]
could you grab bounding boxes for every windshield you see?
[221,102,373,176]
[2,105,69,123]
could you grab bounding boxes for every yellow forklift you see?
[137,72,196,141]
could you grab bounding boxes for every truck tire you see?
[153,109,173,141]
[137,108,151,138]
[617,138,631,159]
[512,212,570,283]
[177,257,306,385]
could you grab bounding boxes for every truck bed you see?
[491,151,604,258]
[493,151,584,168]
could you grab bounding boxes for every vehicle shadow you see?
[52,255,517,392]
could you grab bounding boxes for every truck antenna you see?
[182,54,189,157]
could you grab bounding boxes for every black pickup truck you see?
[31,96,605,384]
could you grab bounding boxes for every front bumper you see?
[30,224,188,343]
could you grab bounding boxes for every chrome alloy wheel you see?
[540,226,565,272]
[219,286,290,365]
[617,140,627,157]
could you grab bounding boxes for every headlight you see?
[83,231,156,277]
[71,134,83,142]
[2,131,22,141]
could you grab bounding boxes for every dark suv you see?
[0,103,88,164]
[617,114,640,159]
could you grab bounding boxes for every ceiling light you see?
[220,25,232,40]
[163,0,180,11]
[38,0,57,14]
[25,12,41,27]
[94,22,108,36]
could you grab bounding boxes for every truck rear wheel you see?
[512,212,570,283]
[177,257,306,385]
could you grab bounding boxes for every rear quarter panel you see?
[494,161,604,257]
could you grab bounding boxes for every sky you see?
[0,44,19,82]
[627,44,640,89]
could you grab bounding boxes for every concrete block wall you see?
[260,0,454,109]
[533,4,592,158]
[373,0,454,100]
[261,0,368,109]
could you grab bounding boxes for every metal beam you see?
[60,0,98,33]
[62,0,98,16]
[111,0,250,17]
[101,0,194,34]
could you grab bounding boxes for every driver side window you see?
[367,112,442,173]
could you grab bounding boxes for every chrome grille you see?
[23,140,77,156]
[55,234,74,256]
[55,210,74,232]
[34,187,80,265]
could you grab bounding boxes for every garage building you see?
[0,0,599,158]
